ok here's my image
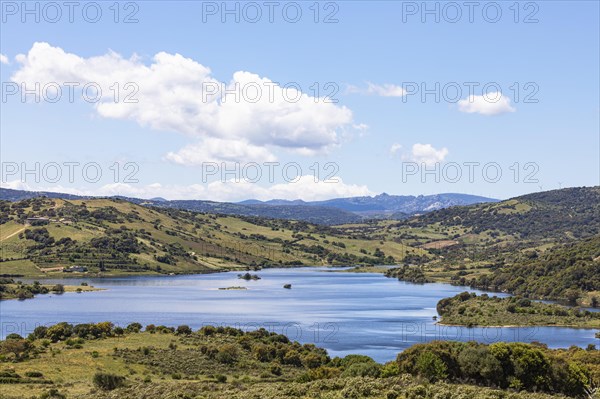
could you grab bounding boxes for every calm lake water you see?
[1,268,597,362]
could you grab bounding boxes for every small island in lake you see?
[283,284,292,289]
[238,273,261,281]
[437,292,600,328]
[218,286,247,290]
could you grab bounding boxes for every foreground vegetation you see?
[437,292,600,328]
[1,322,598,398]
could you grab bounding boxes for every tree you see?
[51,284,64,294]
[458,346,502,384]
[564,288,581,305]
[0,338,32,360]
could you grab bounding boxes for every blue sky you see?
[1,1,599,201]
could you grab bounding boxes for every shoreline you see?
[0,263,319,281]
[435,321,600,330]
[0,285,105,301]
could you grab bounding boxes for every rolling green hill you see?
[408,186,600,240]
[338,187,600,306]
[0,197,424,280]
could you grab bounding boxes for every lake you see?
[1,267,597,362]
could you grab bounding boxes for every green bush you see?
[216,344,239,364]
[415,352,447,382]
[397,341,590,396]
[126,322,143,333]
[176,325,192,335]
[341,362,381,378]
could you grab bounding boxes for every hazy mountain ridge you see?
[239,192,498,213]
[0,189,497,225]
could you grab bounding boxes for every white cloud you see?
[389,143,402,155]
[408,143,448,165]
[457,92,516,115]
[0,54,8,65]
[165,137,277,165]
[1,180,30,190]
[12,42,355,163]
[347,82,406,97]
[3,177,373,202]
[205,176,373,202]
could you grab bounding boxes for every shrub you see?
[39,389,66,399]
[252,343,274,362]
[302,353,325,369]
[92,372,125,390]
[338,354,377,368]
[200,325,217,336]
[126,322,142,333]
[216,344,239,364]
[46,322,73,342]
[341,362,381,378]
[415,352,448,382]
[30,326,48,340]
[176,325,192,335]
[282,350,302,367]
[113,327,124,336]
[381,361,400,377]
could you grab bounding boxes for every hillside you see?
[145,199,363,225]
[0,189,363,225]
[0,197,424,280]
[408,186,600,240]
[467,236,600,303]
[339,187,600,305]
[0,188,497,225]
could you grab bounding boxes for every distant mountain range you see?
[240,193,498,216]
[0,188,497,225]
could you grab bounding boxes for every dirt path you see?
[1,227,25,242]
